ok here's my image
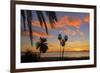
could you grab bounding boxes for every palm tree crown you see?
[36,37,48,53]
[58,34,62,41]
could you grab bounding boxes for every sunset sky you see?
[21,10,90,53]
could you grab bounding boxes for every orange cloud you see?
[59,28,85,38]
[21,31,53,38]
[83,15,90,24]
[31,15,89,30]
[54,16,68,28]
[32,31,53,38]
[32,16,82,29]
[54,16,82,28]
[67,17,81,28]
[32,20,52,29]
[32,21,41,27]
[63,29,77,36]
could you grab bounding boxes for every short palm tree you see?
[36,37,48,59]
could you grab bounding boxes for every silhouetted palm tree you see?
[58,34,62,59]
[36,37,48,59]
[58,34,68,60]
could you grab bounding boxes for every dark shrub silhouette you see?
[21,51,38,63]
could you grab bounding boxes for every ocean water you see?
[40,51,89,58]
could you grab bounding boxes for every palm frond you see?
[40,43,48,53]
[46,11,58,28]
[21,10,26,31]
[36,42,41,49]
[36,11,48,34]
[64,35,68,42]
[58,34,62,40]
[26,10,33,46]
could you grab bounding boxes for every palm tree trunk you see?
[62,47,64,60]
[60,45,62,60]
[39,50,41,60]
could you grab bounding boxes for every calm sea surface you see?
[40,51,89,58]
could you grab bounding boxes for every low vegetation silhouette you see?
[21,51,38,63]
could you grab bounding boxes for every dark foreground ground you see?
[39,57,89,62]
[21,52,89,63]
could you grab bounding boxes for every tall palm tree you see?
[36,37,48,59]
[58,34,68,60]
[58,34,62,59]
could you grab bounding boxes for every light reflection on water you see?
[41,51,89,58]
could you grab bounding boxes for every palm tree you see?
[58,34,62,59]
[36,37,48,59]
[58,34,68,60]
[63,35,68,59]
